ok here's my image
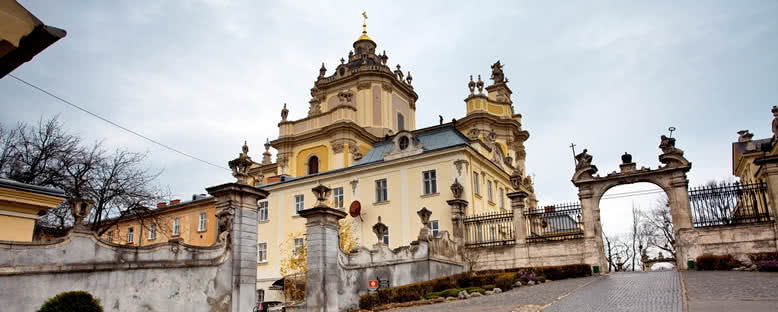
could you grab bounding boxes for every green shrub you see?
[749,252,778,262]
[482,284,496,291]
[359,293,380,310]
[696,254,741,271]
[439,288,462,298]
[538,275,546,283]
[423,292,442,300]
[495,273,516,290]
[38,291,103,312]
[465,287,485,294]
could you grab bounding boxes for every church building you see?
[244,20,538,300]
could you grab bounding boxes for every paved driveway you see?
[683,271,778,312]
[545,271,682,312]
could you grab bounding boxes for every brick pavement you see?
[388,276,598,312]
[683,271,778,312]
[544,271,683,312]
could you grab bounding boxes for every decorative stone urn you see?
[450,181,464,199]
[621,152,632,164]
[312,184,332,208]
[417,207,432,241]
[372,216,388,246]
[70,198,94,232]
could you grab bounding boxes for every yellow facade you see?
[99,198,217,247]
[0,179,65,242]
[248,25,535,301]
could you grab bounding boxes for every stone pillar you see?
[755,156,778,251]
[446,199,468,245]
[506,191,528,244]
[206,182,268,312]
[578,186,607,271]
[300,185,347,312]
[668,172,693,231]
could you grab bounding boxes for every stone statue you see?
[490,61,505,83]
[394,64,404,81]
[468,75,475,95]
[771,106,778,138]
[575,149,593,169]
[659,135,682,155]
[372,216,388,245]
[228,141,256,185]
[450,180,464,199]
[318,62,326,79]
[281,103,288,121]
[406,71,413,85]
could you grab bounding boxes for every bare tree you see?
[0,116,166,236]
[638,196,676,258]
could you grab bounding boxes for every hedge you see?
[38,291,103,312]
[696,254,741,271]
[358,264,592,310]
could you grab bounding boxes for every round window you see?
[399,136,409,150]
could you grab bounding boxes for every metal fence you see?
[690,181,772,227]
[462,211,515,248]
[525,202,584,243]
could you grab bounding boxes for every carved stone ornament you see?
[381,82,393,93]
[406,71,413,85]
[312,184,332,208]
[417,207,432,226]
[575,149,594,170]
[510,167,523,190]
[468,75,476,95]
[70,198,94,230]
[468,128,480,139]
[215,206,234,245]
[658,135,690,168]
[394,64,404,81]
[308,101,321,116]
[350,179,359,195]
[490,61,505,84]
[357,81,371,90]
[332,142,345,154]
[451,180,464,199]
[338,89,354,106]
[476,75,484,94]
[772,106,778,138]
[350,145,363,161]
[281,103,289,121]
[384,132,424,162]
[453,159,469,176]
[487,130,497,143]
[228,141,257,185]
[373,216,388,244]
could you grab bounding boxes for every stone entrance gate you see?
[571,135,694,270]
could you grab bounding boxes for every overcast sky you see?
[2,1,777,236]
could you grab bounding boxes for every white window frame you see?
[375,179,388,203]
[333,187,344,209]
[423,170,437,195]
[428,220,440,237]
[127,227,134,243]
[198,212,207,232]
[294,195,305,215]
[257,242,267,263]
[294,238,304,256]
[173,217,180,236]
[148,223,156,241]
[473,172,480,195]
[258,200,269,221]
[487,180,493,201]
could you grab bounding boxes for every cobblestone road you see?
[683,271,778,312]
[544,271,682,312]
[388,276,597,312]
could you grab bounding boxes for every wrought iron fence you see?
[690,181,772,227]
[525,202,584,243]
[463,211,515,248]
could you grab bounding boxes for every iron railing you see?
[463,211,515,248]
[525,202,584,243]
[690,181,773,227]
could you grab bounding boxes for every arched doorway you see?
[571,135,693,270]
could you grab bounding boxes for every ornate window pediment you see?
[384,131,423,161]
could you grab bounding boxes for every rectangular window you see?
[383,229,390,245]
[397,113,405,131]
[423,170,437,195]
[473,173,480,195]
[500,188,505,209]
[258,200,269,221]
[487,180,493,201]
[173,217,180,235]
[428,220,440,237]
[257,242,267,263]
[295,195,305,215]
[107,231,113,242]
[333,187,344,209]
[127,228,134,243]
[198,212,207,232]
[294,238,304,256]
[375,179,388,203]
[148,223,156,240]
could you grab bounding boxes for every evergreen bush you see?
[38,291,103,312]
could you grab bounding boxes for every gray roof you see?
[0,178,65,197]
[355,125,469,166]
[259,124,469,189]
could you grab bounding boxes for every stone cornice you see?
[315,67,418,102]
[456,112,528,142]
[272,120,380,148]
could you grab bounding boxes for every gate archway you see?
[571,135,693,270]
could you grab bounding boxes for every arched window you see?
[308,155,319,174]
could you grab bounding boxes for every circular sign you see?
[349,201,361,217]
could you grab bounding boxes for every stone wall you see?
[0,231,233,312]
[677,223,777,265]
[472,239,591,271]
